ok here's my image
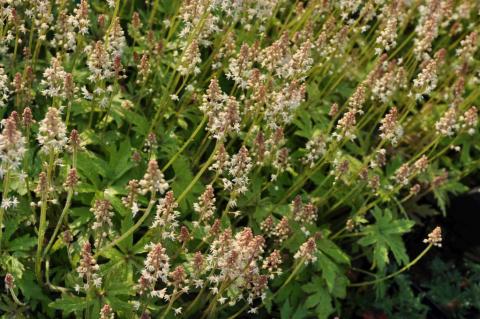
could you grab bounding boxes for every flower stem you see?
[94,196,156,258]
[177,142,220,204]
[36,150,55,285]
[162,115,207,171]
[184,286,206,316]
[0,169,11,253]
[227,304,249,319]
[43,189,73,258]
[35,191,48,285]
[9,288,25,306]
[280,259,304,289]
[160,289,180,319]
[349,244,433,287]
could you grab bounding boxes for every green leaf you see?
[305,293,321,309]
[460,139,472,163]
[302,279,334,319]
[280,298,293,319]
[6,234,37,252]
[77,151,109,187]
[302,276,323,294]
[317,238,350,265]
[358,208,414,271]
[331,275,348,299]
[69,207,93,229]
[314,287,334,319]
[17,271,51,304]
[117,108,149,135]
[49,295,93,314]
[404,203,440,226]
[316,252,338,292]
[171,155,201,211]
[433,180,468,215]
[104,276,134,296]
[292,306,309,319]
[0,255,25,279]
[106,295,134,313]
[105,139,134,183]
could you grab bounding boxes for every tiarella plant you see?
[0,0,479,318]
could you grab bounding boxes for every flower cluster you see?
[294,237,318,265]
[90,199,114,247]
[200,79,242,140]
[37,107,68,154]
[76,242,101,291]
[139,160,169,196]
[151,191,180,240]
[206,227,273,306]
[423,226,442,247]
[136,242,170,297]
[193,185,216,227]
[221,146,253,203]
[379,107,403,145]
[0,1,477,318]
[0,114,26,170]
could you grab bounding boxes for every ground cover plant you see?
[0,0,479,318]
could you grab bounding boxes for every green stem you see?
[148,0,160,27]
[184,286,206,316]
[65,101,72,128]
[36,150,55,284]
[45,258,70,293]
[160,290,180,319]
[201,280,229,319]
[250,261,305,316]
[192,134,211,167]
[43,189,73,258]
[35,191,48,285]
[94,196,156,258]
[226,304,249,319]
[350,244,433,287]
[85,286,92,319]
[280,259,304,289]
[177,142,220,204]
[9,288,25,306]
[162,116,207,171]
[0,169,11,253]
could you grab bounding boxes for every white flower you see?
[132,301,140,310]
[131,202,139,217]
[93,276,102,287]
[193,279,204,288]
[17,171,28,181]
[41,57,69,99]
[1,198,11,209]
[10,197,18,208]
[81,86,93,100]
[0,67,10,108]
[74,284,81,293]
[0,116,27,169]
[248,307,258,314]
[37,107,68,154]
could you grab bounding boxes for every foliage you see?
[346,274,429,319]
[345,257,480,319]
[423,258,480,318]
[0,0,478,318]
